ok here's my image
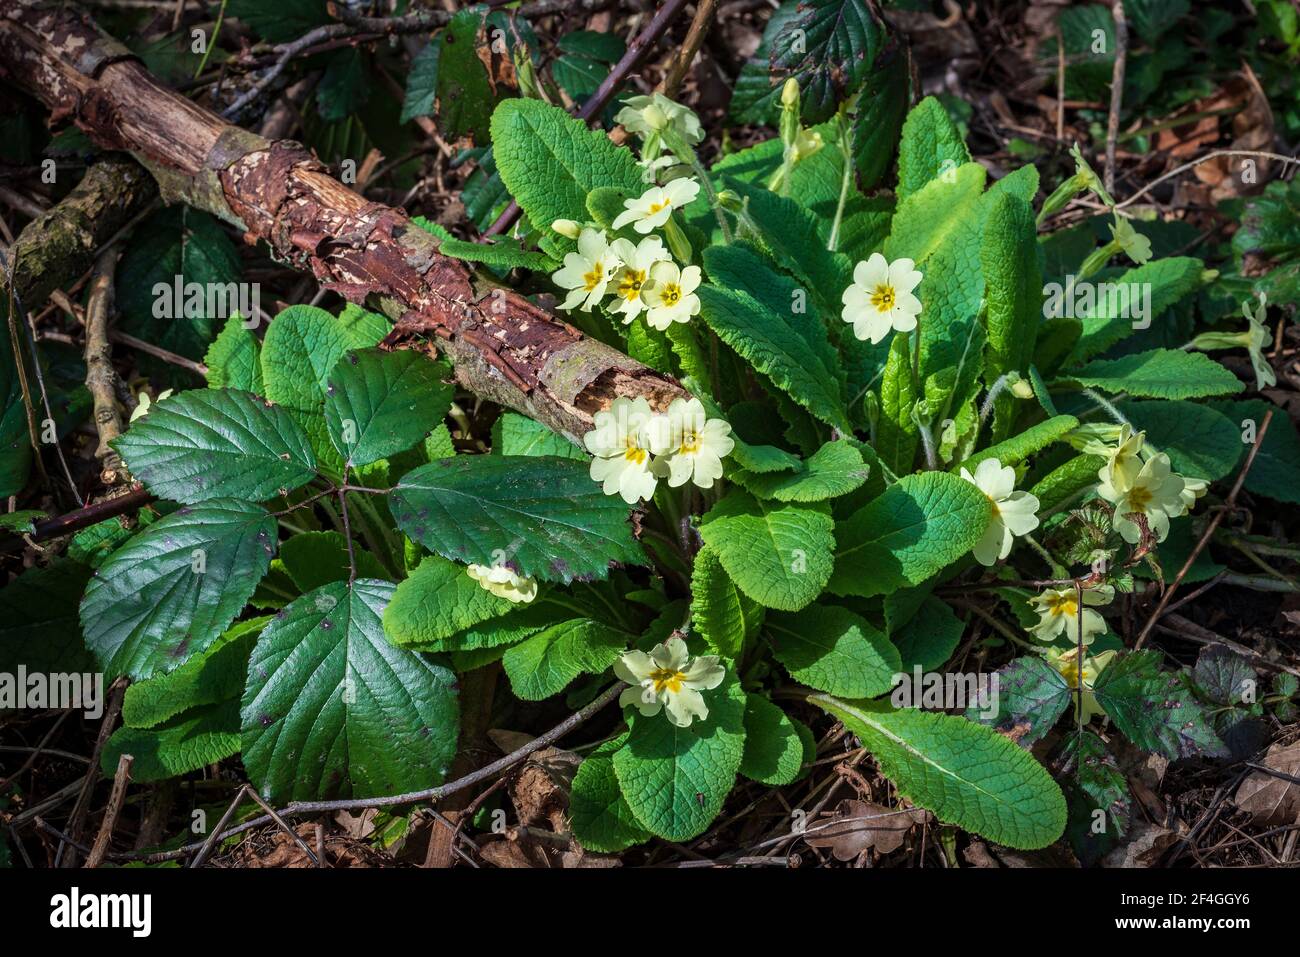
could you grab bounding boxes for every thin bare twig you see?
[1103,1,1127,196]
[84,753,133,868]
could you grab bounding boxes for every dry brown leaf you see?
[1234,741,1300,827]
[802,799,929,861]
[1101,821,1180,868]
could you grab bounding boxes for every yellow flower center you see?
[659,283,682,306]
[624,435,647,464]
[679,430,701,455]
[649,667,686,693]
[1046,593,1078,620]
[583,264,605,292]
[1128,486,1153,511]
[648,200,669,214]
[870,283,896,312]
[618,269,646,301]
[1056,654,1083,689]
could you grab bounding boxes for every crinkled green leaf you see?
[830,472,991,597]
[102,700,241,783]
[697,285,851,433]
[493,412,585,460]
[691,543,763,659]
[1067,257,1205,362]
[1068,348,1244,399]
[699,489,835,612]
[570,732,652,852]
[1119,399,1241,481]
[382,553,516,649]
[767,603,900,696]
[501,618,628,700]
[613,674,747,841]
[739,694,805,785]
[958,415,1079,473]
[491,98,643,241]
[891,596,963,672]
[123,617,267,729]
[895,96,971,202]
[732,440,870,503]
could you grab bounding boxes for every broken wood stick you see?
[0,1,687,444]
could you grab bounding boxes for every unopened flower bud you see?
[551,218,582,239]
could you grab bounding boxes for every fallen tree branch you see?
[0,1,687,444]
[81,248,126,483]
[7,157,155,307]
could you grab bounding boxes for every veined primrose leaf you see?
[383,553,517,649]
[830,472,991,597]
[501,618,629,700]
[690,543,764,659]
[112,388,316,504]
[1067,348,1244,400]
[739,693,806,786]
[613,673,747,842]
[490,98,643,245]
[570,732,652,853]
[699,489,835,612]
[767,603,900,697]
[812,694,1067,849]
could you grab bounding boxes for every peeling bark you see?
[0,1,688,443]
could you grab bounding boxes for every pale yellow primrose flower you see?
[642,261,702,330]
[1097,423,1146,493]
[466,563,537,604]
[612,178,701,234]
[650,397,735,490]
[1045,646,1117,723]
[959,458,1040,567]
[552,228,622,312]
[1098,451,1185,544]
[609,236,671,321]
[1029,584,1114,645]
[614,93,704,146]
[841,253,923,344]
[583,396,660,504]
[615,636,725,727]
[1174,476,1209,517]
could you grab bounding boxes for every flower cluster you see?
[1093,424,1203,545]
[615,637,725,727]
[583,396,734,504]
[551,188,702,332]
